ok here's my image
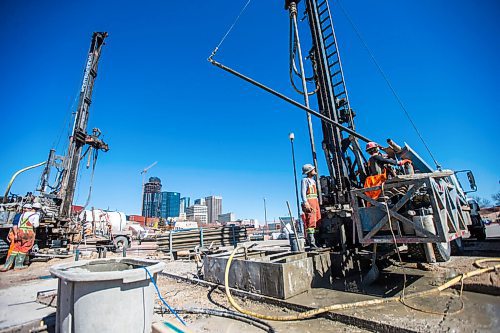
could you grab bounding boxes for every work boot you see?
[14,253,28,270]
[0,255,16,272]
[307,233,318,250]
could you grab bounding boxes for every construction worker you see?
[301,164,321,249]
[1,203,40,271]
[364,142,411,200]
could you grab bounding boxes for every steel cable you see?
[336,0,441,169]
[209,0,252,60]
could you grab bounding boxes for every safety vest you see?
[364,170,387,201]
[19,213,35,232]
[306,182,318,200]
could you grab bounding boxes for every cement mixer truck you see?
[78,209,133,251]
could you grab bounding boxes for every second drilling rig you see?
[0,32,131,258]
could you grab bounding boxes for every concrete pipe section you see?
[50,258,166,333]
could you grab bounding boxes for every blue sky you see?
[1,0,498,222]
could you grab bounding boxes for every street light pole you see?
[263,197,268,237]
[289,132,303,236]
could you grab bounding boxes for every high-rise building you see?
[186,204,208,224]
[194,198,206,205]
[218,212,236,224]
[205,196,222,224]
[160,192,180,218]
[179,197,191,215]
[142,177,162,217]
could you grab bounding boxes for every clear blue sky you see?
[1,0,499,222]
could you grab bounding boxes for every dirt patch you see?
[154,273,369,333]
[439,257,500,295]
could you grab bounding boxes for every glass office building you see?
[142,177,162,217]
[160,192,181,218]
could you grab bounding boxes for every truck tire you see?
[408,242,451,263]
[475,228,487,241]
[113,236,129,252]
[451,237,464,255]
[0,237,9,262]
[433,241,451,262]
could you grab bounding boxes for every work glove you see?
[398,159,412,166]
[301,202,313,213]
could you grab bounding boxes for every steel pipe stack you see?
[156,226,247,254]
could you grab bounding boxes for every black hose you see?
[157,306,276,333]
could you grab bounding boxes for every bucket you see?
[289,233,299,252]
[413,215,436,237]
[50,258,166,333]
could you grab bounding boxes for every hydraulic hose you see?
[3,161,47,203]
[224,246,500,321]
[169,307,275,333]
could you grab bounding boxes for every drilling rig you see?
[209,0,484,270]
[0,32,130,259]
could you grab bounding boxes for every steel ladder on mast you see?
[314,0,354,128]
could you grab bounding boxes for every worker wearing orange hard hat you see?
[301,164,321,249]
[364,142,412,200]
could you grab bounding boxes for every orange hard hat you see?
[365,142,378,151]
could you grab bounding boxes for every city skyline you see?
[140,175,249,224]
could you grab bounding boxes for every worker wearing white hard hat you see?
[1,203,40,271]
[300,164,320,249]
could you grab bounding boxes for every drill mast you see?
[54,32,109,218]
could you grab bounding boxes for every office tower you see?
[205,195,222,224]
[142,177,162,217]
[160,192,180,218]
[194,198,206,205]
[179,197,191,215]
[186,204,208,224]
[218,212,236,224]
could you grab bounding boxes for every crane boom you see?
[141,161,158,174]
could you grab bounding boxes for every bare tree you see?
[492,191,500,206]
[471,195,491,208]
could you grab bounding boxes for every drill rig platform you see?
[208,0,483,271]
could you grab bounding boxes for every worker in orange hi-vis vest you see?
[364,142,412,201]
[301,164,321,249]
[1,203,40,272]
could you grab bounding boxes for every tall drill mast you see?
[286,0,368,248]
[300,0,366,201]
[58,32,109,218]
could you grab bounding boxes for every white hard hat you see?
[32,202,42,210]
[302,164,315,175]
[23,203,32,209]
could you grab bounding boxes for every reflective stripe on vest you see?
[306,182,318,199]
[19,213,35,231]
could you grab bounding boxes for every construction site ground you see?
[1,228,499,333]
